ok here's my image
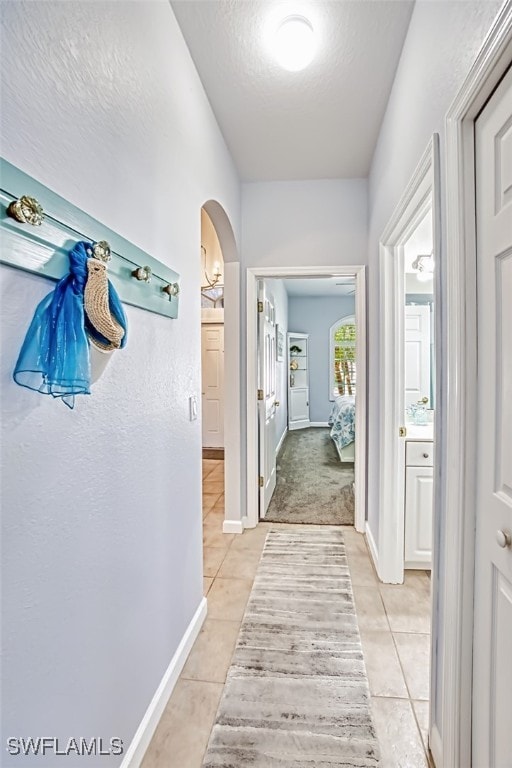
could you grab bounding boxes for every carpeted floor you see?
[265,427,355,525]
[202,528,380,768]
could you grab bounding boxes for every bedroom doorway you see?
[246,266,366,533]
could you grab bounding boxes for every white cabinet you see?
[404,440,433,569]
[288,332,310,430]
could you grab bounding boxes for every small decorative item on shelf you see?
[290,344,302,355]
[290,373,295,387]
[290,359,299,370]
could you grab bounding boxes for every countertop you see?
[405,423,434,441]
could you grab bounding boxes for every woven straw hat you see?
[84,258,125,351]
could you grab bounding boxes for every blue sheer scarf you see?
[13,241,127,408]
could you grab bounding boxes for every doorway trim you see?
[201,201,242,536]
[246,265,367,532]
[438,5,512,767]
[377,134,440,585]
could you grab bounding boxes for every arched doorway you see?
[200,200,242,533]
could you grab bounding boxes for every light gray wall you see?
[365,0,501,747]
[0,1,240,764]
[288,296,355,423]
[240,179,368,512]
[366,0,501,542]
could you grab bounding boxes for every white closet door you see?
[472,65,512,768]
[201,324,224,448]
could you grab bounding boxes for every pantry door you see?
[472,64,512,768]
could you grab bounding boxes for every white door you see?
[404,304,431,408]
[473,65,512,768]
[201,324,224,448]
[258,282,277,517]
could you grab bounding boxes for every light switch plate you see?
[189,395,198,421]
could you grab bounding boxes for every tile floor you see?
[142,458,433,768]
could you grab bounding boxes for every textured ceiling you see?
[172,0,414,181]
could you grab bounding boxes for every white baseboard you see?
[429,723,443,768]
[275,428,287,455]
[120,597,207,768]
[310,422,329,427]
[365,523,379,578]
[222,519,244,534]
[289,420,310,431]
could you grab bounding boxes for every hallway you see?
[142,459,432,767]
[2,2,510,763]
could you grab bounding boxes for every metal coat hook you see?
[7,195,44,226]
[131,265,152,283]
[162,282,179,300]
[89,240,111,263]
[1,159,181,320]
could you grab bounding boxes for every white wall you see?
[288,296,356,423]
[242,180,368,268]
[405,273,434,294]
[0,1,239,764]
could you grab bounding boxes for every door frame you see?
[438,5,512,767]
[378,134,441,585]
[246,265,367,531]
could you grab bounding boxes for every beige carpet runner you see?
[202,528,380,767]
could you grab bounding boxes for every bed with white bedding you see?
[328,395,356,462]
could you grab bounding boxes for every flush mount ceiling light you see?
[273,15,316,71]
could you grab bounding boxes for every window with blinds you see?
[331,317,356,397]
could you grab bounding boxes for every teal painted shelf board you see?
[0,159,180,319]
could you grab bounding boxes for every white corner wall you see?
[0,1,239,764]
